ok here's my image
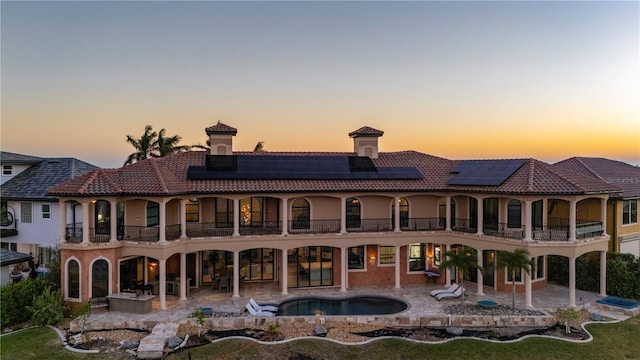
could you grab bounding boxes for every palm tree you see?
[124,125,157,166]
[439,246,483,305]
[253,141,265,152]
[155,128,190,157]
[496,249,533,310]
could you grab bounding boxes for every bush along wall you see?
[548,252,640,300]
[1,278,55,329]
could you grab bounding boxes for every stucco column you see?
[281,250,288,295]
[233,198,240,236]
[340,197,347,234]
[569,200,577,242]
[340,247,347,292]
[180,199,187,239]
[394,245,401,289]
[110,199,118,243]
[394,197,401,232]
[159,200,167,243]
[232,251,240,298]
[476,198,484,235]
[180,252,187,300]
[600,198,608,236]
[476,252,484,296]
[569,256,576,307]
[445,196,452,231]
[59,200,67,243]
[445,244,452,286]
[525,259,533,307]
[524,200,532,241]
[82,201,90,244]
[159,258,167,310]
[600,251,607,297]
[281,198,289,236]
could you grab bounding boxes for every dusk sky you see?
[1,1,638,169]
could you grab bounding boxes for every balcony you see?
[401,218,444,231]
[288,219,341,234]
[239,221,281,236]
[347,218,393,232]
[186,222,234,237]
[484,222,525,239]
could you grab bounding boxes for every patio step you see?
[136,323,180,359]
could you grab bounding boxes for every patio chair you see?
[249,298,278,312]
[435,286,464,301]
[245,303,275,317]
[430,283,460,298]
[218,276,230,292]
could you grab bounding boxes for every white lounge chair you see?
[249,298,278,312]
[435,286,464,301]
[245,303,275,317]
[429,283,460,297]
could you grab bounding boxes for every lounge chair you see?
[435,286,464,301]
[249,298,278,312]
[245,303,275,317]
[430,283,460,297]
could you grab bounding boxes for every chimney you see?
[204,121,238,156]
[348,126,384,159]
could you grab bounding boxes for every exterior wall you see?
[166,200,180,225]
[453,196,469,219]
[7,200,60,250]
[360,196,392,218]
[306,196,340,220]
[61,247,119,302]
[200,197,216,223]
[125,200,147,226]
[494,267,547,293]
[614,199,640,256]
[577,198,601,220]
[407,195,439,218]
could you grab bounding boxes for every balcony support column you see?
[600,251,607,297]
[281,198,289,236]
[233,198,240,237]
[569,200,577,242]
[476,251,484,296]
[340,247,347,292]
[232,251,240,298]
[59,200,67,243]
[445,244,452,286]
[476,197,484,236]
[159,258,167,310]
[445,196,452,231]
[394,245,401,289]
[180,252,187,300]
[159,200,167,243]
[340,198,347,234]
[110,199,118,243]
[569,256,576,307]
[394,197,401,232]
[180,199,187,239]
[281,250,288,295]
[82,201,90,244]
[600,198,608,236]
[524,200,532,241]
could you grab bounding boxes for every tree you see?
[439,246,483,305]
[124,125,157,166]
[496,248,532,310]
[253,141,265,152]
[155,128,190,157]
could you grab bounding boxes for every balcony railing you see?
[65,223,83,243]
[239,221,282,236]
[484,223,525,239]
[89,228,111,243]
[288,219,341,234]
[451,218,476,233]
[186,222,234,237]
[166,224,181,241]
[119,226,159,242]
[402,218,444,231]
[347,218,393,232]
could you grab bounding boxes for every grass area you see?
[1,316,638,360]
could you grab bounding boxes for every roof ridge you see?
[103,169,123,193]
[545,162,588,192]
[77,169,100,194]
[573,157,606,181]
[150,159,169,194]
[527,159,535,192]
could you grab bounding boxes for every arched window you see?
[68,259,80,299]
[346,197,361,229]
[91,259,109,298]
[147,201,159,227]
[94,200,110,235]
[291,198,310,229]
[392,198,409,228]
[507,199,522,228]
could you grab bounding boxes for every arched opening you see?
[291,198,310,229]
[68,259,80,299]
[392,198,409,228]
[346,197,361,229]
[91,259,109,298]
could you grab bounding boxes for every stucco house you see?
[48,123,620,310]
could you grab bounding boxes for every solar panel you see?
[188,155,422,180]
[448,159,526,186]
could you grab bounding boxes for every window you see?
[507,200,521,228]
[240,197,263,226]
[94,200,110,234]
[68,260,80,299]
[291,198,310,229]
[2,165,13,176]
[433,245,442,267]
[623,200,638,225]
[379,246,396,265]
[409,243,426,271]
[534,256,544,280]
[438,199,457,227]
[146,201,159,227]
[41,204,51,220]
[1,242,17,251]
[346,198,361,228]
[215,198,233,227]
[92,259,109,298]
[348,246,365,269]
[186,200,199,222]
[507,267,523,282]
[20,202,32,223]
[391,198,409,228]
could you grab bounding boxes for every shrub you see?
[1,278,53,329]
[28,286,64,326]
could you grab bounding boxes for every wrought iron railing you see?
[239,221,282,236]
[186,222,234,237]
[65,223,83,243]
[347,218,393,232]
[402,218,444,231]
[483,223,525,239]
[119,226,160,242]
[89,228,111,243]
[451,218,476,233]
[288,219,341,234]
[166,224,181,241]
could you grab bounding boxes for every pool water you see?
[276,296,408,316]
[596,296,640,310]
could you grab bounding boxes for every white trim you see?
[41,203,51,220]
[377,245,396,266]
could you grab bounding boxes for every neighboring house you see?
[49,123,619,309]
[0,248,33,286]
[556,157,640,257]
[0,151,99,267]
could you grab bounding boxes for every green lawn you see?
[2,316,639,360]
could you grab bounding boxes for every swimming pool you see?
[596,296,640,310]
[276,296,408,316]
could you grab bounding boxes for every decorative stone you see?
[446,327,463,335]
[314,325,328,337]
[120,340,139,350]
[167,336,183,348]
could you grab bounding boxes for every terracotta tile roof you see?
[348,126,384,137]
[556,157,639,198]
[205,121,238,135]
[47,150,619,198]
